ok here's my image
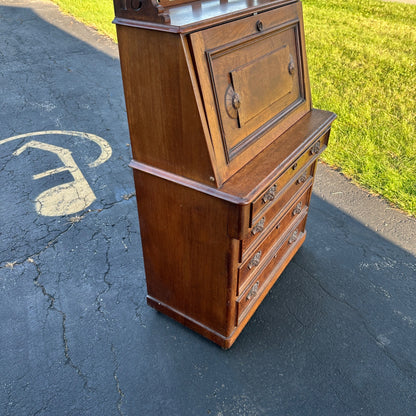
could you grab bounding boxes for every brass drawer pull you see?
[288,230,299,244]
[246,281,259,301]
[262,184,277,204]
[247,251,262,270]
[251,217,265,236]
[296,174,307,185]
[293,202,302,216]
[310,140,321,155]
[232,92,241,110]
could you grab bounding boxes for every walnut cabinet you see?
[113,0,336,348]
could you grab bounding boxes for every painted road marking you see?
[13,140,96,217]
[1,130,112,217]
[0,130,112,168]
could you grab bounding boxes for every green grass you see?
[50,0,416,216]
[303,0,416,216]
[50,0,117,41]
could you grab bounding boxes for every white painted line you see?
[1,130,113,217]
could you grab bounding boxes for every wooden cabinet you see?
[113,0,336,348]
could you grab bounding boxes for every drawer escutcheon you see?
[256,20,264,32]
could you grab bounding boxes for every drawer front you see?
[237,216,307,322]
[240,183,312,264]
[238,191,310,295]
[190,3,310,167]
[251,132,328,224]
[251,160,315,232]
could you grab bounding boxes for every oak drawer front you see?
[190,3,308,163]
[251,132,328,224]
[240,184,312,263]
[238,194,309,295]
[237,216,307,322]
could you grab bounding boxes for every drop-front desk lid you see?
[189,3,306,165]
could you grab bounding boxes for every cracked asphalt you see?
[1,1,416,415]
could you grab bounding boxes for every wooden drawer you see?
[251,131,328,225]
[240,183,312,263]
[250,160,315,235]
[237,215,307,323]
[190,2,310,166]
[238,190,310,295]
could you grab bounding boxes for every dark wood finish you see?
[114,0,336,348]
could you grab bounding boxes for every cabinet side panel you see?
[132,169,238,336]
[117,26,216,185]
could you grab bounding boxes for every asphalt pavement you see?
[1,1,416,415]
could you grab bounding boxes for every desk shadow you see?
[229,193,416,414]
[124,188,416,416]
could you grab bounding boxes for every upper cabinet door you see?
[190,2,311,181]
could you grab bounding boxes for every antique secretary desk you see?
[113,0,336,348]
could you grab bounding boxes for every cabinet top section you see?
[113,0,299,33]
